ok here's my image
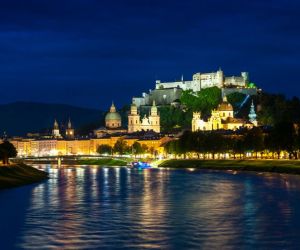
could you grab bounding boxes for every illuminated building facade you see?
[128,101,160,133]
[10,101,166,157]
[52,119,61,138]
[11,136,169,157]
[132,69,255,107]
[94,103,127,138]
[192,96,256,131]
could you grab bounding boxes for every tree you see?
[227,92,246,109]
[180,87,221,116]
[243,127,264,158]
[231,137,245,159]
[142,144,149,154]
[295,123,300,159]
[265,122,297,159]
[0,141,17,165]
[178,130,193,158]
[97,144,112,155]
[159,105,191,131]
[204,132,225,159]
[113,138,130,155]
[193,131,209,158]
[132,141,143,157]
[164,140,182,158]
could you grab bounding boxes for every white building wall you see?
[155,69,247,92]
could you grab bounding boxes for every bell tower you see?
[65,118,75,139]
[52,119,61,138]
[148,100,160,133]
[128,103,141,133]
[248,100,258,126]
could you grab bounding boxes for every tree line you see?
[164,121,300,160]
[97,138,157,157]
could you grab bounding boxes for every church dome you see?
[218,96,233,111]
[105,112,121,121]
[105,103,122,128]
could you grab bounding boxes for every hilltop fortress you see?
[133,68,257,107]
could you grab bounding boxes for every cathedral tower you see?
[148,100,160,133]
[128,103,141,133]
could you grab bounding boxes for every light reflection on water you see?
[1,166,300,249]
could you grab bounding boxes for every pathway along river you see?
[1,165,300,249]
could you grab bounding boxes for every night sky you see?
[0,0,299,109]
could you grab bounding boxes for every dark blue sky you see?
[0,0,299,109]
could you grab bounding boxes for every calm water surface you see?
[1,165,300,249]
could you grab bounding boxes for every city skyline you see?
[0,0,299,108]
[2,2,300,250]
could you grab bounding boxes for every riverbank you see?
[159,159,300,175]
[0,163,48,189]
[77,158,129,166]
[21,157,130,166]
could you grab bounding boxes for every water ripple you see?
[1,166,300,249]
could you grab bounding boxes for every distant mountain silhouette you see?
[0,102,104,136]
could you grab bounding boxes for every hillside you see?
[0,102,103,136]
[157,88,300,131]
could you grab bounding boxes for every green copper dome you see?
[105,102,121,122]
[105,112,121,121]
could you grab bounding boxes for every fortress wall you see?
[222,88,257,97]
[149,88,183,105]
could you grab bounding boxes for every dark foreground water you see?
[1,166,300,249]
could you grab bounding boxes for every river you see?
[1,165,300,249]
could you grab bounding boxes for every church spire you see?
[68,118,72,129]
[52,119,61,138]
[110,101,116,113]
[54,119,59,129]
[150,100,158,116]
[248,100,257,126]
[66,118,75,139]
